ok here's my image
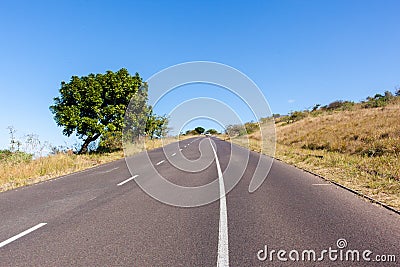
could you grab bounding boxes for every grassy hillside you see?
[231,95,400,210]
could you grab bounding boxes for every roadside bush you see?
[360,146,386,157]
[362,91,394,108]
[184,129,198,135]
[97,131,122,152]
[225,124,247,137]
[0,150,32,164]
[244,122,259,134]
[271,115,287,124]
[311,104,321,112]
[0,150,12,161]
[321,100,354,111]
[301,143,328,150]
[286,111,307,123]
[205,129,218,134]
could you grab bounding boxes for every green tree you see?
[194,127,205,135]
[363,91,393,108]
[311,104,321,112]
[286,111,307,123]
[145,107,169,139]
[50,68,148,154]
[205,129,218,134]
[97,131,122,152]
[154,116,169,138]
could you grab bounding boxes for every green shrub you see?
[0,150,32,164]
[287,111,307,123]
[362,91,394,108]
[225,124,247,136]
[321,100,354,111]
[205,129,218,134]
[97,131,122,152]
[244,122,259,134]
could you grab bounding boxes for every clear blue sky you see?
[1,0,399,149]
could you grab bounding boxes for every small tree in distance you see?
[205,129,218,135]
[194,127,205,135]
[395,87,400,96]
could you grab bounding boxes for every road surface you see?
[0,137,399,266]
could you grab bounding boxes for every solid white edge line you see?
[0,223,47,248]
[117,175,139,186]
[156,160,165,166]
[209,139,229,267]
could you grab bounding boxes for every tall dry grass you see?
[0,136,188,192]
[276,145,400,209]
[0,151,124,192]
[277,103,400,157]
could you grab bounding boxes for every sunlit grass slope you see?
[231,97,400,209]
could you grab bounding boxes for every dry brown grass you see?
[0,151,124,192]
[230,99,400,210]
[276,145,400,209]
[227,119,276,156]
[277,103,400,157]
[0,136,188,192]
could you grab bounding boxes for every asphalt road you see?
[0,137,399,266]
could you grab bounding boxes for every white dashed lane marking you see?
[117,175,139,186]
[156,160,165,166]
[0,223,47,248]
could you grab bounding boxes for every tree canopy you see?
[194,127,205,134]
[50,68,148,154]
[145,106,169,139]
[205,129,218,134]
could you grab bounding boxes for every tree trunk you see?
[78,133,101,154]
